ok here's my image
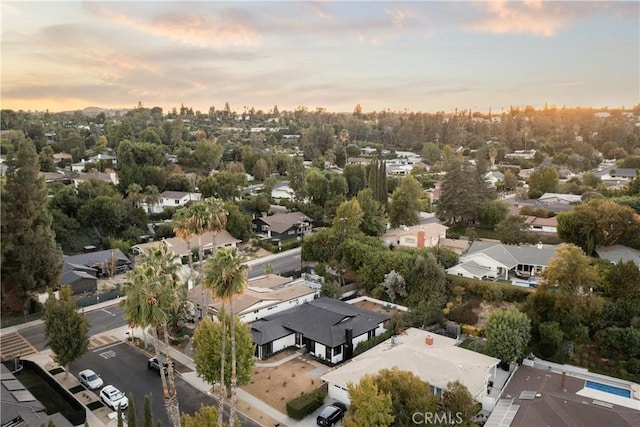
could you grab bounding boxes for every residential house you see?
[524,216,558,234]
[88,153,117,166]
[537,192,582,204]
[53,152,73,165]
[446,241,558,285]
[505,150,536,160]
[63,249,131,277]
[427,181,443,204]
[131,229,240,264]
[251,297,388,363]
[61,261,98,295]
[72,171,119,187]
[382,223,448,249]
[270,182,296,201]
[140,191,202,214]
[321,328,502,411]
[484,171,505,187]
[595,245,640,266]
[252,211,312,241]
[189,274,321,325]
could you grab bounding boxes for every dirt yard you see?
[242,351,326,414]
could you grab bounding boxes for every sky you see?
[1,0,639,114]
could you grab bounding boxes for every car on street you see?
[100,385,128,411]
[78,369,103,390]
[147,356,175,376]
[316,402,347,426]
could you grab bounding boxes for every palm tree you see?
[204,247,248,426]
[144,185,161,214]
[121,246,181,427]
[126,183,143,208]
[172,207,195,289]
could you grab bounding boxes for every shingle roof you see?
[255,212,312,234]
[63,249,130,269]
[465,241,558,268]
[596,245,640,265]
[252,298,389,348]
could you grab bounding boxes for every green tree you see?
[344,374,394,427]
[193,315,255,426]
[203,247,248,426]
[422,142,442,165]
[382,270,406,302]
[485,308,531,363]
[121,246,181,427]
[333,199,364,238]
[373,367,437,426]
[180,404,219,427]
[43,286,90,378]
[343,164,368,198]
[437,160,494,225]
[388,175,423,228]
[368,159,388,207]
[542,244,597,295]
[557,198,640,254]
[117,406,124,427]
[38,145,56,172]
[538,321,564,358]
[602,260,640,302]
[144,393,154,427]
[442,380,481,427]
[1,138,63,316]
[495,215,530,245]
[477,199,509,228]
[127,393,137,427]
[528,166,558,198]
[305,169,329,207]
[503,169,518,191]
[356,188,387,237]
[252,158,268,181]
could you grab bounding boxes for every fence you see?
[0,312,44,329]
[75,288,124,308]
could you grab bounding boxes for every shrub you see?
[286,389,325,420]
[462,324,484,337]
[353,330,393,356]
[447,302,479,325]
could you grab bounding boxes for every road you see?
[248,248,301,278]
[20,304,128,352]
[69,341,259,426]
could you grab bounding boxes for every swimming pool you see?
[585,380,631,398]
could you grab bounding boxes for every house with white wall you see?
[382,223,448,249]
[251,297,388,363]
[321,328,502,411]
[446,241,558,284]
[141,191,202,214]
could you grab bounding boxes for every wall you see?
[272,334,295,354]
[239,293,316,323]
[328,383,350,405]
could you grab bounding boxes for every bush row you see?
[353,330,394,357]
[286,389,325,420]
[447,276,532,303]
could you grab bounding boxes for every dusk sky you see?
[2,1,639,114]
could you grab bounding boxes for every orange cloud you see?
[94,5,261,48]
[465,0,566,37]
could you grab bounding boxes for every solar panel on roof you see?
[519,391,537,400]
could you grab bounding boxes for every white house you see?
[321,328,502,411]
[271,182,296,201]
[141,191,202,214]
[382,223,448,249]
[447,241,558,285]
[484,171,505,187]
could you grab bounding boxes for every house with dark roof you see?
[252,211,312,241]
[251,297,389,363]
[61,261,98,295]
[63,249,131,277]
[446,241,559,285]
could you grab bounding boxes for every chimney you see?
[344,327,354,360]
[425,334,434,346]
[417,230,425,248]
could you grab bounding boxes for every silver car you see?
[78,369,103,390]
[100,385,128,411]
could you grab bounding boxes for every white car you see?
[78,369,103,390]
[100,385,128,411]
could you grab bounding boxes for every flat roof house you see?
[321,328,501,411]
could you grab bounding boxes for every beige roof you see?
[440,238,471,255]
[133,230,240,257]
[188,274,314,316]
[524,216,558,227]
[382,223,448,240]
[321,328,499,400]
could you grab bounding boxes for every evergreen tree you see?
[388,175,423,228]
[368,159,387,207]
[43,286,90,378]
[144,394,154,427]
[1,137,62,316]
[127,393,137,427]
[117,406,123,427]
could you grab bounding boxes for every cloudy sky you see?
[2,1,638,114]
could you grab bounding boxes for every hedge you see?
[447,275,532,303]
[353,330,394,357]
[286,389,325,420]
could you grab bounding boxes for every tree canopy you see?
[485,308,531,363]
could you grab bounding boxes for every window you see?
[334,346,342,356]
[174,199,179,204]
[405,237,416,244]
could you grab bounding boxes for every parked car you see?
[316,402,347,426]
[78,369,103,391]
[100,385,128,411]
[147,357,175,376]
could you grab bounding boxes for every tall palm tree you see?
[172,207,195,289]
[121,246,181,427]
[204,247,248,426]
[144,185,161,214]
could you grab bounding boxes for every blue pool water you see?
[585,380,631,398]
